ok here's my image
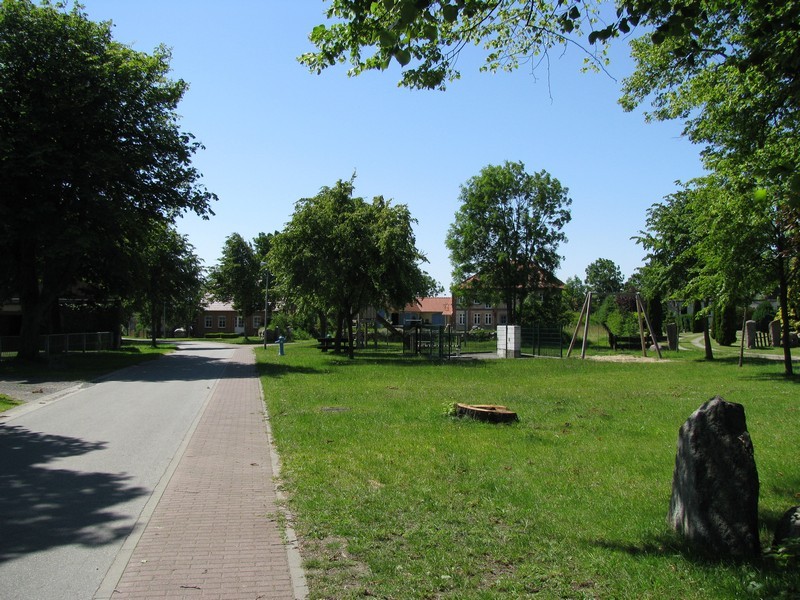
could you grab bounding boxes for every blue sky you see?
[80,1,704,290]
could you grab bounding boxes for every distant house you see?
[193,299,263,338]
[396,297,455,327]
[454,266,565,328]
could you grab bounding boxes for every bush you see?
[594,295,640,337]
[467,327,495,342]
[752,301,776,332]
[712,303,737,346]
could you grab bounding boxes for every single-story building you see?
[193,300,263,338]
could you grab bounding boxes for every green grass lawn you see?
[0,393,21,412]
[258,342,799,599]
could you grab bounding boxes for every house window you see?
[457,311,466,326]
[473,312,481,326]
[204,316,212,328]
[500,314,508,325]
[236,316,244,328]
[218,316,227,328]
[485,303,492,309]
[253,315,262,328]
[485,313,493,326]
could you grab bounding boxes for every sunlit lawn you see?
[258,341,799,599]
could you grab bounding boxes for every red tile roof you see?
[404,297,454,316]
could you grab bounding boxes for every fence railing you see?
[398,324,567,359]
[0,332,113,361]
[521,324,565,358]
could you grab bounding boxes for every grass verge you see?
[0,393,21,413]
[258,342,799,599]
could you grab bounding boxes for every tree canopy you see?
[208,233,263,340]
[622,0,800,374]
[0,1,215,359]
[584,258,623,297]
[300,0,649,90]
[268,178,436,357]
[133,223,204,347]
[446,161,571,325]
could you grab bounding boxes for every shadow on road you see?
[0,425,148,563]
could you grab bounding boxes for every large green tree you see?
[621,1,800,375]
[639,176,795,369]
[268,178,436,358]
[446,161,571,325]
[0,1,214,360]
[584,258,623,297]
[133,223,204,347]
[208,233,262,340]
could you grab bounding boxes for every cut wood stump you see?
[456,403,518,423]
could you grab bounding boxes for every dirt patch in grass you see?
[586,354,669,363]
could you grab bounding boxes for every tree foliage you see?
[208,233,262,339]
[300,0,659,90]
[584,258,623,297]
[268,178,436,357]
[0,1,215,360]
[638,175,797,371]
[446,161,571,325]
[133,223,204,347]
[562,275,588,312]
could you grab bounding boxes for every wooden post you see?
[567,292,589,358]
[738,304,747,367]
[581,292,593,359]
[636,293,662,359]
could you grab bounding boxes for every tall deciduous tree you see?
[446,161,571,325]
[268,178,436,358]
[622,0,800,374]
[208,234,262,340]
[562,275,588,312]
[134,223,204,347]
[584,258,624,297]
[0,1,215,360]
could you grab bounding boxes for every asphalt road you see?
[0,341,237,600]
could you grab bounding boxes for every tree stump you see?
[455,403,518,423]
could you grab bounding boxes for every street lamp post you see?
[268,263,269,350]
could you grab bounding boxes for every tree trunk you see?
[150,304,159,348]
[505,290,515,326]
[334,310,344,354]
[318,310,328,339]
[17,301,46,361]
[16,241,50,361]
[347,313,355,359]
[702,310,714,361]
[776,248,794,377]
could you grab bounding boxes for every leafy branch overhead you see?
[299,0,631,90]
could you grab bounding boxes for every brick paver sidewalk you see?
[101,347,306,599]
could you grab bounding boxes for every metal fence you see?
[397,323,566,360]
[0,332,113,361]
[521,324,565,358]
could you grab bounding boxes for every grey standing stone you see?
[666,323,679,352]
[770,320,782,347]
[744,320,757,349]
[773,506,800,546]
[668,396,760,557]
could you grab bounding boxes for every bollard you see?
[277,336,285,356]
